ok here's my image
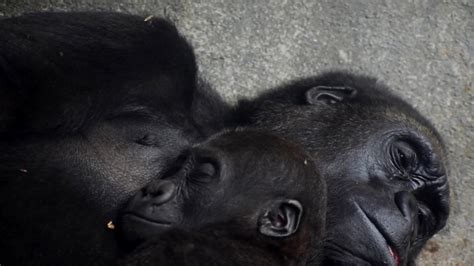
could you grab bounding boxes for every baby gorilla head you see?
[118,129,326,264]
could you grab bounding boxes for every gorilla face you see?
[0,12,242,265]
[118,130,326,263]
[0,105,202,265]
[321,125,448,266]
[77,110,200,208]
[237,72,449,265]
[0,109,196,216]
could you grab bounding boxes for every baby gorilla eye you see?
[197,162,216,176]
[391,141,419,177]
[189,161,217,184]
[135,134,160,147]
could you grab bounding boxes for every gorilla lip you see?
[388,246,400,266]
[368,219,401,266]
[356,203,401,266]
[122,212,172,227]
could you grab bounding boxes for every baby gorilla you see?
[118,130,326,265]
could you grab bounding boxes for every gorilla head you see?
[0,12,213,265]
[118,130,327,265]
[237,72,449,265]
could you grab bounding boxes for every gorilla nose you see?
[142,180,176,205]
[394,191,418,221]
[394,191,419,261]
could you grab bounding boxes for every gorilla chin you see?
[120,213,173,244]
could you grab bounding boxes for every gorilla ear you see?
[258,199,303,238]
[305,86,356,105]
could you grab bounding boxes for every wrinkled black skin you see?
[236,72,449,265]
[0,13,229,265]
[118,130,327,266]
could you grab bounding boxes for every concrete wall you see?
[1,1,472,264]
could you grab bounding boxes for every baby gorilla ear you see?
[305,85,356,105]
[258,199,303,238]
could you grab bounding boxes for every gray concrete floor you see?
[1,0,472,265]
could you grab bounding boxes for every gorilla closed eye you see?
[188,161,218,183]
[135,134,160,147]
[197,162,216,176]
[390,141,419,176]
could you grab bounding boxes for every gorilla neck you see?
[124,226,308,266]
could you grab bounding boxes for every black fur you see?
[0,11,449,266]
[0,12,229,265]
[0,12,197,135]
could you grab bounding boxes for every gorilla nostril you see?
[143,180,176,205]
[394,191,418,220]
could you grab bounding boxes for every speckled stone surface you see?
[1,0,472,264]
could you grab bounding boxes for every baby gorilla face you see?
[118,129,326,249]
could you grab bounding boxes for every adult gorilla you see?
[0,12,449,266]
[236,72,449,265]
[0,12,229,265]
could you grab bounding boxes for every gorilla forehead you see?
[239,71,447,161]
[195,129,315,191]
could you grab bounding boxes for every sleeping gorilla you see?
[117,130,326,265]
[236,72,450,265]
[0,12,229,265]
[0,12,449,266]
[0,12,229,136]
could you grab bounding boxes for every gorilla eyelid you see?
[188,160,219,184]
[390,141,418,174]
[135,134,159,146]
[197,162,216,177]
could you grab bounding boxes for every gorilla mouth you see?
[388,246,400,266]
[119,212,173,246]
[357,204,401,266]
[122,212,172,227]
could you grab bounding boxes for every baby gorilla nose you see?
[118,180,179,246]
[142,180,176,205]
